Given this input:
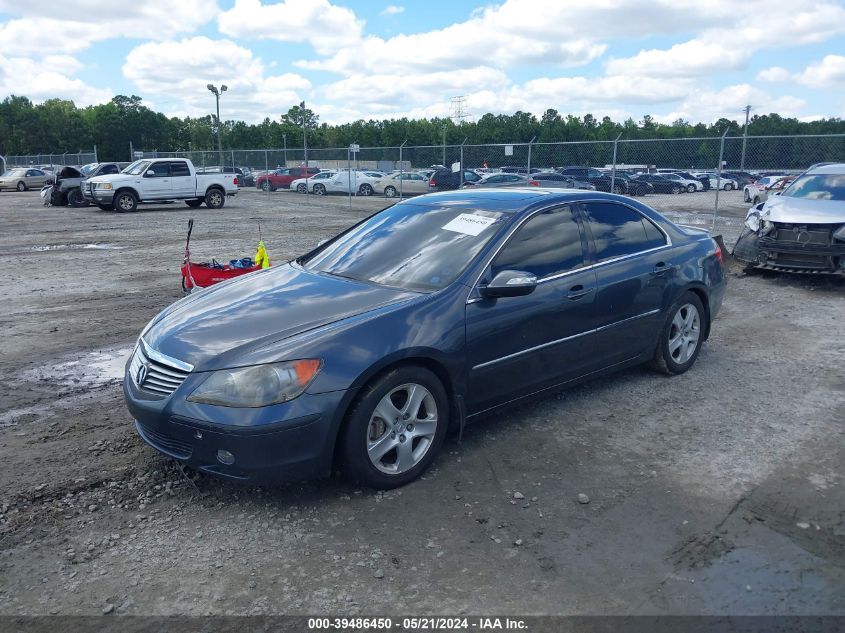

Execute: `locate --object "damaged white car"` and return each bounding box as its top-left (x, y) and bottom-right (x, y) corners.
top-left (733, 163), bottom-right (845, 275)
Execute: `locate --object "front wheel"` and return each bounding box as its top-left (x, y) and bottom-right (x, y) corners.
top-left (358, 183), bottom-right (373, 196)
top-left (261, 181), bottom-right (272, 192)
top-left (671, 185), bottom-right (681, 195)
top-left (340, 366), bottom-right (449, 489)
top-left (205, 189), bottom-right (225, 209)
top-left (743, 190), bottom-right (751, 202)
top-left (16, 181), bottom-right (26, 192)
top-left (67, 188), bottom-right (87, 207)
top-left (686, 184), bottom-right (696, 193)
top-left (296, 183), bottom-right (306, 194)
top-left (114, 191), bottom-right (138, 212)
top-left (384, 186), bottom-right (398, 198)
top-left (185, 199), bottom-right (203, 208)
top-left (313, 184), bottom-right (326, 195)
top-left (651, 292), bottom-right (706, 375)
top-left (723, 183), bottom-right (734, 191)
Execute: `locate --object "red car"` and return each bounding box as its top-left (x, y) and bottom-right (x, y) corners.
top-left (256, 166), bottom-right (320, 191)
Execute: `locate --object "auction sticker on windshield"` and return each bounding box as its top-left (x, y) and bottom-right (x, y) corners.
top-left (442, 213), bottom-right (498, 236)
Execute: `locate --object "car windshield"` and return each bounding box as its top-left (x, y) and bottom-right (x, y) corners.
top-left (3, 169), bottom-right (26, 177)
top-left (80, 164), bottom-right (97, 175)
top-left (781, 174), bottom-right (845, 201)
top-left (301, 203), bottom-right (512, 292)
top-left (123, 160), bottom-right (150, 175)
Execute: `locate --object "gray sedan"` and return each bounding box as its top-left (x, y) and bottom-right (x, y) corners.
top-left (0, 168), bottom-right (53, 191)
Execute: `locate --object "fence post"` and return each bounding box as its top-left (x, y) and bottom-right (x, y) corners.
top-left (527, 136), bottom-right (536, 175)
top-left (610, 133), bottom-right (622, 194)
top-left (460, 138), bottom-right (467, 187)
top-left (231, 150), bottom-right (235, 167)
top-left (712, 128), bottom-right (729, 234)
top-left (399, 140), bottom-right (406, 199)
top-left (347, 145), bottom-right (353, 210)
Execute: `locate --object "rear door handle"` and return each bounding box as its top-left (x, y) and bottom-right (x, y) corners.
top-left (567, 284), bottom-right (594, 300)
top-left (652, 262), bottom-right (671, 275)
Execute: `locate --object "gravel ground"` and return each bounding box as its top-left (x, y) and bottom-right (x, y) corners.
top-left (0, 188), bottom-right (843, 616)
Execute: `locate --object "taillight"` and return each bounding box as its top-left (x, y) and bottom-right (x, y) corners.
top-left (429, 179), bottom-right (436, 187)
top-left (233, 177), bottom-right (239, 186)
top-left (713, 240), bottom-right (724, 265)
top-left (529, 180), bottom-right (539, 186)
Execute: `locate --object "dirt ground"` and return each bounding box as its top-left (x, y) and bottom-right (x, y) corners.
top-left (0, 187), bottom-right (843, 616)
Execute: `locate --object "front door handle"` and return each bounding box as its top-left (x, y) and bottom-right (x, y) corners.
top-left (567, 284), bottom-right (594, 300)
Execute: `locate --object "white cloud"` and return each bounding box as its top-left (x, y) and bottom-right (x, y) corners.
top-left (758, 55), bottom-right (845, 88)
top-left (217, 0), bottom-right (364, 55)
top-left (0, 0), bottom-right (219, 55)
top-left (123, 37), bottom-right (311, 122)
top-left (655, 85), bottom-right (807, 124)
top-left (0, 54), bottom-right (112, 107)
top-left (757, 66), bottom-right (792, 83)
top-left (380, 5), bottom-right (404, 16)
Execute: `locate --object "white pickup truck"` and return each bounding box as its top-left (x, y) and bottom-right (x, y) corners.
top-left (84, 158), bottom-right (239, 212)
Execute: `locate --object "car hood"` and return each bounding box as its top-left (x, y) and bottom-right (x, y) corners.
top-left (143, 263), bottom-right (418, 370)
top-left (759, 195), bottom-right (845, 224)
top-left (89, 173), bottom-right (138, 185)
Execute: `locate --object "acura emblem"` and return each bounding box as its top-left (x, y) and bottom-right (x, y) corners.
top-left (136, 363), bottom-right (148, 385)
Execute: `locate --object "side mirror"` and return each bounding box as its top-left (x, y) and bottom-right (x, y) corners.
top-left (480, 270), bottom-right (538, 299)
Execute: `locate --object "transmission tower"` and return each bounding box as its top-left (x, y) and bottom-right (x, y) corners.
top-left (450, 96), bottom-right (469, 124)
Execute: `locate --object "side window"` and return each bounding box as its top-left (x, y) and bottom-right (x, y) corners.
top-left (584, 202), bottom-right (666, 261)
top-left (170, 161), bottom-right (191, 177)
top-left (491, 206), bottom-right (585, 279)
top-left (145, 163), bottom-right (170, 178)
top-left (101, 165), bottom-right (118, 175)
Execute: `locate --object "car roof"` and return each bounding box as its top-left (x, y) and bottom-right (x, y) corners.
top-left (807, 162), bottom-right (845, 175)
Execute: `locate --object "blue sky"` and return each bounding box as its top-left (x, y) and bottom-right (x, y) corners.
top-left (1, 0), bottom-right (843, 126)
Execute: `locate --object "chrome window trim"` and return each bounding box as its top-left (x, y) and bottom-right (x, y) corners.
top-left (140, 338), bottom-right (194, 373)
top-left (471, 308), bottom-right (662, 371)
top-left (465, 198), bottom-right (673, 304)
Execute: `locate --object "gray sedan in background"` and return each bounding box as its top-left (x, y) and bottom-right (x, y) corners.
top-left (0, 168), bottom-right (53, 191)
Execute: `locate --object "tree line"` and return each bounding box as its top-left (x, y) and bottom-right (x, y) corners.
top-left (1, 94), bottom-right (843, 168)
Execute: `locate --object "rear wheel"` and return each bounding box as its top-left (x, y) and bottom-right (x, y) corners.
top-left (296, 183), bottom-right (306, 193)
top-left (185, 199), bottom-right (203, 208)
top-left (313, 184), bottom-right (326, 195)
top-left (671, 185), bottom-right (681, 195)
top-left (384, 186), bottom-right (397, 198)
top-left (358, 183), bottom-right (373, 196)
top-left (651, 292), bottom-right (705, 375)
top-left (686, 184), bottom-right (696, 193)
top-left (67, 188), bottom-right (87, 207)
top-left (723, 182), bottom-right (734, 191)
top-left (205, 188), bottom-right (225, 209)
top-left (261, 181), bottom-right (272, 192)
top-left (16, 181), bottom-right (26, 192)
top-left (114, 190), bottom-right (138, 212)
top-left (743, 190), bottom-right (751, 202)
top-left (340, 366), bottom-right (449, 489)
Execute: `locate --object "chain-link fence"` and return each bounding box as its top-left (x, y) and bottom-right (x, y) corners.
top-left (3, 149), bottom-right (98, 168)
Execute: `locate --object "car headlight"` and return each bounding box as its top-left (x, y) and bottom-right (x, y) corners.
top-left (745, 210), bottom-right (761, 232)
top-left (187, 359), bottom-right (322, 408)
top-left (94, 182), bottom-right (113, 190)
top-left (833, 225), bottom-right (845, 242)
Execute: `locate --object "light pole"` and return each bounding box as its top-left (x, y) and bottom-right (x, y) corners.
top-left (301, 101), bottom-right (309, 194)
top-left (283, 133), bottom-right (287, 167)
top-left (740, 104), bottom-right (752, 172)
top-left (207, 83), bottom-right (228, 165)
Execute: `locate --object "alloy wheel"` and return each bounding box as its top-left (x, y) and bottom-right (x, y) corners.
top-left (668, 303), bottom-right (701, 364)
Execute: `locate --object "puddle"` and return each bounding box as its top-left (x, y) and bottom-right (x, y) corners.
top-left (22, 345), bottom-right (132, 388)
top-left (30, 243), bottom-right (124, 252)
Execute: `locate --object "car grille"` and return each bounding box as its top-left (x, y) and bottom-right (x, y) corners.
top-left (136, 421), bottom-right (193, 459)
top-left (129, 340), bottom-right (193, 397)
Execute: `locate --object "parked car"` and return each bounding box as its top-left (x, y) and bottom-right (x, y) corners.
top-left (290, 170), bottom-right (337, 193)
top-left (428, 168), bottom-right (482, 191)
top-left (597, 171), bottom-right (652, 196)
top-left (463, 173), bottom-right (540, 188)
top-left (256, 166), bottom-right (320, 191)
top-left (239, 167), bottom-right (255, 187)
top-left (557, 167), bottom-right (627, 194)
top-left (743, 175), bottom-right (793, 203)
top-left (733, 163), bottom-right (845, 274)
top-left (632, 173), bottom-right (684, 194)
top-left (84, 158), bottom-right (238, 211)
top-left (721, 171), bottom-right (756, 187)
top-left (693, 172), bottom-right (738, 191)
top-left (52, 162), bottom-right (131, 207)
top-left (531, 172), bottom-right (596, 190)
top-left (661, 172), bottom-right (702, 193)
top-left (0, 167), bottom-right (53, 191)
top-left (373, 172), bottom-right (430, 197)
top-left (125, 189), bottom-right (726, 488)
top-left (307, 170), bottom-right (387, 196)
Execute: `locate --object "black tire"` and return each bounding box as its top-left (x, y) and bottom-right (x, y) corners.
top-left (185, 199), bottom-right (203, 208)
top-left (358, 183), bottom-right (373, 196)
top-left (205, 188), bottom-right (225, 209)
top-left (686, 183), bottom-right (696, 193)
top-left (339, 366), bottom-right (449, 490)
top-left (313, 184), bottom-right (326, 196)
top-left (114, 190), bottom-right (138, 212)
top-left (384, 186), bottom-right (397, 198)
top-left (97, 203), bottom-right (113, 211)
top-left (671, 185), bottom-right (681, 195)
top-left (723, 183), bottom-right (733, 191)
top-left (16, 181), bottom-right (26, 192)
top-left (753, 196), bottom-right (761, 205)
top-left (650, 291), bottom-right (706, 376)
top-left (612, 184), bottom-right (624, 194)
top-left (261, 181), bottom-right (272, 192)
top-left (296, 183), bottom-right (306, 193)
top-left (66, 188), bottom-right (86, 207)
top-left (743, 191), bottom-right (751, 202)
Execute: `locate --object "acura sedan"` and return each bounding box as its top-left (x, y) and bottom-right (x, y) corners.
top-left (125, 190), bottom-right (726, 489)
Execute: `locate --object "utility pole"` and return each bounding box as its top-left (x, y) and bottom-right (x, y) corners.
top-left (301, 101), bottom-right (309, 194)
top-left (740, 104), bottom-right (752, 172)
top-left (442, 125), bottom-right (447, 166)
top-left (283, 133), bottom-right (287, 167)
top-left (207, 83), bottom-right (228, 165)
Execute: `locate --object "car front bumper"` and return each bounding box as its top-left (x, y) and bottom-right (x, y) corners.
top-left (124, 368), bottom-right (349, 483)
